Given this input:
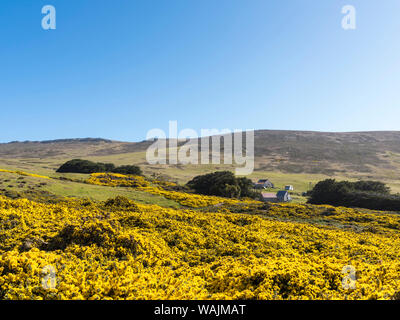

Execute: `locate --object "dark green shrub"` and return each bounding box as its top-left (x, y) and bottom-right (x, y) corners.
top-left (56, 159), bottom-right (142, 176)
top-left (186, 171), bottom-right (257, 199)
top-left (308, 179), bottom-right (400, 211)
top-left (56, 159), bottom-right (114, 174)
top-left (112, 165), bottom-right (142, 175)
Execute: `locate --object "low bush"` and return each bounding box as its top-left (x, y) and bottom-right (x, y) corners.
top-left (308, 179), bottom-right (400, 211)
top-left (186, 171), bottom-right (258, 199)
top-left (56, 159), bottom-right (142, 175)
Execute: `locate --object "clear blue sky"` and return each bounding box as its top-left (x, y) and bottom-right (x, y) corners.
top-left (1, 0), bottom-right (400, 142)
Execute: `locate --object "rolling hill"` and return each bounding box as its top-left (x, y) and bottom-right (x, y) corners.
top-left (1, 130), bottom-right (400, 193)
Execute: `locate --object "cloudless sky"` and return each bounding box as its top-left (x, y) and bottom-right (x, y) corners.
top-left (1, 0), bottom-right (400, 142)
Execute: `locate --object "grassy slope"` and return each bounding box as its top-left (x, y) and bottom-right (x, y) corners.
top-left (0, 172), bottom-right (180, 208)
top-left (2, 156), bottom-right (400, 204)
top-left (2, 130), bottom-right (400, 201)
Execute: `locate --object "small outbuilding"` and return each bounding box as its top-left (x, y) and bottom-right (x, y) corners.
top-left (284, 185), bottom-right (294, 191)
top-left (254, 179), bottom-right (274, 189)
top-left (261, 191), bottom-right (292, 203)
top-left (277, 190), bottom-right (292, 202)
top-left (260, 192), bottom-right (278, 202)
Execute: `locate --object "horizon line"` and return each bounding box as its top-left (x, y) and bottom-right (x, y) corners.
top-left (2, 129), bottom-right (400, 144)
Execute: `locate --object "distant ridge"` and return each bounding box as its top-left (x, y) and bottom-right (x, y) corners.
top-left (4, 130), bottom-right (400, 145)
top-left (6, 138), bottom-right (113, 144)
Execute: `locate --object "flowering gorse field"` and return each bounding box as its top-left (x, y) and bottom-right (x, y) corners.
top-left (1, 180), bottom-right (400, 300)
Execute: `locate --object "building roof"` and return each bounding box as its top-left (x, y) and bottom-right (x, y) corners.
top-left (261, 192), bottom-right (277, 198)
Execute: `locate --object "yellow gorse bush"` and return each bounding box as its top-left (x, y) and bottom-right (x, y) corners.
top-left (1, 194), bottom-right (400, 300)
top-left (86, 173), bottom-right (260, 208)
top-left (0, 169), bottom-right (50, 180)
top-left (86, 173), bottom-right (150, 188)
